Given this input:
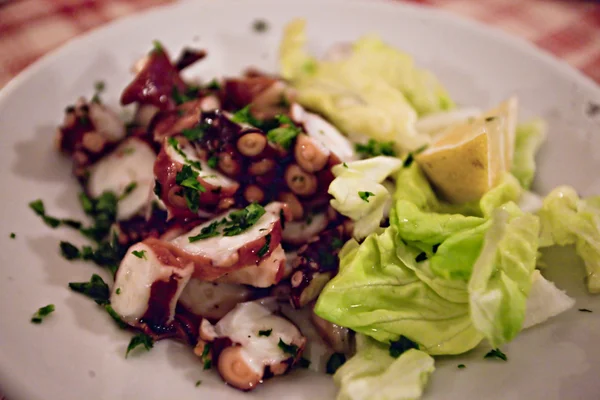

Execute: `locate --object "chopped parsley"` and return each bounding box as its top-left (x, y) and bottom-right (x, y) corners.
top-left (171, 86), bottom-right (197, 105)
top-left (458, 364), bottom-right (466, 369)
top-left (195, 380), bottom-right (202, 387)
top-left (403, 145), bottom-right (428, 168)
top-left (223, 203), bottom-right (266, 236)
top-left (116, 288), bottom-right (121, 295)
top-left (91, 80), bottom-right (106, 103)
top-left (68, 274), bottom-right (110, 305)
top-left (326, 353), bottom-right (346, 374)
top-left (119, 182), bottom-right (138, 200)
top-left (132, 250), bottom-right (147, 260)
top-left (266, 115), bottom-right (302, 150)
top-left (201, 342), bottom-right (212, 370)
top-left (207, 155), bottom-right (218, 169)
top-left (175, 164), bottom-right (206, 213)
top-left (182, 125), bottom-right (206, 141)
top-left (60, 241), bottom-right (81, 260)
top-left (105, 305), bottom-right (127, 329)
top-left (579, 308), bottom-right (593, 313)
top-left (31, 304), bottom-right (55, 324)
top-left (258, 329), bottom-right (273, 337)
top-left (355, 139), bottom-right (396, 158)
top-left (152, 40), bottom-right (164, 54)
top-left (29, 199), bottom-right (69, 229)
top-left (125, 333), bottom-right (154, 358)
top-left (389, 336), bottom-right (419, 358)
top-left (188, 221), bottom-right (221, 242)
top-left (252, 19), bottom-right (269, 33)
top-left (9, 233), bottom-right (15, 239)
top-left (257, 234), bottom-right (271, 257)
top-left (231, 105), bottom-right (260, 126)
top-left (415, 252), bottom-right (427, 262)
top-left (358, 191), bottom-right (375, 202)
top-left (297, 357), bottom-right (311, 369)
top-left (278, 338), bottom-right (299, 357)
top-left (205, 79), bottom-right (221, 91)
top-left (331, 237), bottom-right (344, 250)
top-left (342, 162), bottom-right (348, 168)
top-left (484, 348), bottom-right (507, 361)
top-left (485, 116), bottom-right (497, 122)
top-left (167, 137), bottom-right (202, 170)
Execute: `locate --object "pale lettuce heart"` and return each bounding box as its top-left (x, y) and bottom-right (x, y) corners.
top-left (538, 186), bottom-right (600, 293)
top-left (511, 119), bottom-right (547, 190)
top-left (329, 156), bottom-right (403, 239)
top-left (334, 335), bottom-right (435, 400)
top-left (468, 207), bottom-right (540, 348)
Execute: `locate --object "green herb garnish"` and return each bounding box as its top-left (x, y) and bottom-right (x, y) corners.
top-left (355, 139), bottom-right (396, 158)
top-left (132, 250), bottom-right (147, 260)
top-left (167, 137), bottom-right (203, 170)
top-left (389, 336), bottom-right (419, 358)
top-left (105, 305), bottom-right (127, 329)
top-left (579, 308), bottom-right (593, 313)
top-left (125, 333), bottom-right (154, 358)
top-left (278, 338), bottom-right (299, 357)
top-left (207, 155), bottom-right (218, 169)
top-left (116, 288), bottom-right (121, 295)
top-left (331, 237), bottom-right (344, 250)
top-left (415, 252), bottom-right (427, 262)
top-left (266, 114), bottom-right (302, 150)
top-left (484, 348), bottom-right (507, 361)
top-left (257, 234), bottom-right (271, 257)
top-left (205, 79), bottom-right (221, 91)
top-left (31, 304), bottom-right (55, 324)
top-left (60, 241), bottom-right (81, 260)
top-left (326, 353), bottom-right (346, 374)
top-left (252, 19), bottom-right (269, 33)
top-left (201, 342), bottom-right (212, 370)
top-left (69, 274), bottom-right (110, 305)
top-left (258, 329), bottom-right (273, 337)
top-left (119, 182), bottom-right (138, 200)
top-left (195, 380), bottom-right (202, 387)
top-left (222, 203), bottom-right (266, 236)
top-left (182, 125), bottom-right (206, 141)
top-left (91, 81), bottom-right (106, 103)
top-left (458, 364), bottom-right (466, 369)
top-left (188, 221), bottom-right (221, 242)
top-left (9, 233), bottom-right (15, 239)
top-left (358, 191), bottom-right (375, 203)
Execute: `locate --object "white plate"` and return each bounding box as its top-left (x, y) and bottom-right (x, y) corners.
top-left (1, 1), bottom-right (599, 399)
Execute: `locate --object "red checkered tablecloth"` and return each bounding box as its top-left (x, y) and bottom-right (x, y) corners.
top-left (0, 0), bottom-right (599, 89)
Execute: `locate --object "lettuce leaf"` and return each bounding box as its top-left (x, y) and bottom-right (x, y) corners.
top-left (279, 19), bottom-right (454, 151)
top-left (511, 119), bottom-right (547, 189)
top-left (522, 270), bottom-right (575, 329)
top-left (329, 157), bottom-right (403, 239)
top-left (314, 227), bottom-right (483, 355)
top-left (468, 207), bottom-right (540, 347)
top-left (334, 336), bottom-right (435, 400)
top-left (538, 186), bottom-right (600, 293)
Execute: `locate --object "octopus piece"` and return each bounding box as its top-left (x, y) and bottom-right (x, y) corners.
top-left (294, 134), bottom-right (330, 173)
top-left (178, 280), bottom-right (256, 320)
top-left (87, 137), bottom-right (157, 220)
top-left (310, 309), bottom-right (354, 355)
top-left (150, 96), bottom-right (222, 143)
top-left (56, 98), bottom-right (127, 175)
top-left (142, 202), bottom-right (290, 285)
top-left (133, 104), bottom-right (161, 130)
top-left (282, 212), bottom-right (329, 245)
top-left (174, 48), bottom-right (208, 71)
top-left (120, 44), bottom-right (186, 110)
top-left (216, 245), bottom-right (286, 288)
top-left (290, 103), bottom-right (356, 163)
top-left (154, 137), bottom-right (239, 219)
top-left (199, 301), bottom-right (307, 391)
top-left (289, 224), bottom-right (350, 308)
top-left (110, 242), bottom-right (194, 327)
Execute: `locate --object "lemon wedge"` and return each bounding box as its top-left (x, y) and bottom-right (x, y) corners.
top-left (416, 97), bottom-right (518, 203)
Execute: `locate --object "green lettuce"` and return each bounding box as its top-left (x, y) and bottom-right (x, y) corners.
top-left (511, 119), bottom-right (547, 189)
top-left (334, 336), bottom-right (435, 400)
top-left (523, 270), bottom-right (575, 329)
top-left (314, 226), bottom-right (483, 355)
top-left (279, 19), bottom-right (454, 151)
top-left (468, 207), bottom-right (540, 347)
top-left (538, 186), bottom-right (600, 293)
top-left (329, 157), bottom-right (403, 239)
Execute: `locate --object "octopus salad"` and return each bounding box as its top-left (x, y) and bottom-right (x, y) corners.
top-left (30, 19), bottom-right (600, 400)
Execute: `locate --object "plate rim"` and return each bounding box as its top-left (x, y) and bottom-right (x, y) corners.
top-left (1, 1), bottom-right (599, 399)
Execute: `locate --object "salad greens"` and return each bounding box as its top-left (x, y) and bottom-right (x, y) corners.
top-left (511, 119), bottom-right (547, 189)
top-left (333, 336), bottom-right (435, 400)
top-left (280, 19), bottom-right (454, 152)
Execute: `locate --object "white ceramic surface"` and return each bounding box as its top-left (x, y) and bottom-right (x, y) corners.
top-left (1, 1), bottom-right (599, 399)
